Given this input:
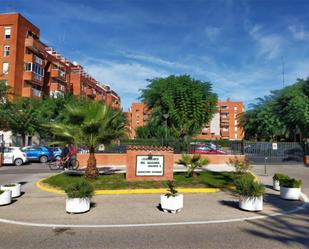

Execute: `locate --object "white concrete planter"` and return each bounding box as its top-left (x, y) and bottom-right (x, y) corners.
top-left (273, 179), bottom-right (280, 191)
top-left (160, 194), bottom-right (183, 213)
top-left (0, 190), bottom-right (12, 205)
top-left (239, 196), bottom-right (263, 211)
top-left (1, 183), bottom-right (21, 198)
top-left (280, 187), bottom-right (301, 200)
top-left (66, 197), bottom-right (91, 213)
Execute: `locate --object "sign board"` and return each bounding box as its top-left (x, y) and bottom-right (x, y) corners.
top-left (272, 143), bottom-right (278, 150)
top-left (136, 155), bottom-right (164, 176)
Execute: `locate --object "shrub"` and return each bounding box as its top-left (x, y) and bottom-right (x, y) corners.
top-left (3, 184), bottom-right (16, 187)
top-left (65, 180), bottom-right (94, 199)
top-left (177, 154), bottom-right (209, 177)
top-left (280, 178), bottom-right (302, 188)
top-left (273, 173), bottom-right (290, 182)
top-left (235, 174), bottom-right (265, 197)
top-left (0, 190), bottom-right (4, 195)
top-left (228, 156), bottom-right (252, 174)
top-left (165, 181), bottom-right (178, 198)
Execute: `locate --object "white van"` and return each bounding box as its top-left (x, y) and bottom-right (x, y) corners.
top-left (2, 147), bottom-right (28, 166)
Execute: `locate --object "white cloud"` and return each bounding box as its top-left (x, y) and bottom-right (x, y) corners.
top-left (249, 25), bottom-right (282, 60)
top-left (288, 25), bottom-right (309, 41)
top-left (204, 26), bottom-right (221, 41)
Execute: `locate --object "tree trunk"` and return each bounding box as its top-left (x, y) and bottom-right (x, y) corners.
top-left (85, 146), bottom-right (99, 179)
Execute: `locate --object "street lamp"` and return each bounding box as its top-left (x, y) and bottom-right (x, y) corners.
top-left (163, 114), bottom-right (169, 144)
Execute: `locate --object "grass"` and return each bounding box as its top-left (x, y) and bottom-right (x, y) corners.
top-left (43, 171), bottom-right (235, 190)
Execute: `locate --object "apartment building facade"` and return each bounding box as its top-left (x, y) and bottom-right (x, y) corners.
top-left (0, 13), bottom-right (120, 108)
top-left (126, 98), bottom-right (244, 140)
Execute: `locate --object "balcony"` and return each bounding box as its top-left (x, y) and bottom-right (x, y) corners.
top-left (50, 82), bottom-right (66, 92)
top-left (220, 109), bottom-right (229, 114)
top-left (86, 88), bottom-right (96, 98)
top-left (25, 37), bottom-right (46, 55)
top-left (221, 130), bottom-right (230, 137)
top-left (23, 71), bottom-right (43, 85)
top-left (51, 69), bottom-right (66, 80)
top-left (22, 87), bottom-right (42, 99)
top-left (95, 94), bottom-right (105, 102)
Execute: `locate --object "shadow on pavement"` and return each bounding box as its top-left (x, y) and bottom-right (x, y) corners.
top-left (243, 208), bottom-right (309, 248)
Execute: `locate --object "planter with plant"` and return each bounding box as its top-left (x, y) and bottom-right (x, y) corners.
top-left (0, 190), bottom-right (12, 205)
top-left (272, 173), bottom-right (289, 191)
top-left (235, 174), bottom-right (265, 211)
top-left (160, 181), bottom-right (183, 213)
top-left (280, 178), bottom-right (302, 200)
top-left (0, 183), bottom-right (21, 198)
top-left (65, 180), bottom-right (94, 213)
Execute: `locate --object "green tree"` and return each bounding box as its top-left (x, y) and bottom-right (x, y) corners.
top-left (0, 98), bottom-right (42, 146)
top-left (240, 90), bottom-right (288, 141)
top-left (48, 100), bottom-right (126, 178)
top-left (274, 79), bottom-right (309, 140)
top-left (140, 75), bottom-right (217, 140)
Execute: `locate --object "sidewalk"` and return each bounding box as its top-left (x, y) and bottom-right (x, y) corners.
top-left (0, 170), bottom-right (306, 227)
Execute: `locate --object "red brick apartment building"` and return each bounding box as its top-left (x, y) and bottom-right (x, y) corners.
top-left (126, 98), bottom-right (244, 140)
top-left (0, 13), bottom-right (120, 108)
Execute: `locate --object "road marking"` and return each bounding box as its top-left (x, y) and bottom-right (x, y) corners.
top-left (0, 198), bottom-right (307, 229)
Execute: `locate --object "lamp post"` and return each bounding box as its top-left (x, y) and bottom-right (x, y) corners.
top-left (163, 114), bottom-right (169, 145)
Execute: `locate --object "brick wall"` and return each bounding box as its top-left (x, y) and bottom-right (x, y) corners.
top-left (77, 153), bottom-right (245, 168)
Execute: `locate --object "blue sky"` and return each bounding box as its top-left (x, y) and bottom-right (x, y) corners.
top-left (2, 0), bottom-right (309, 110)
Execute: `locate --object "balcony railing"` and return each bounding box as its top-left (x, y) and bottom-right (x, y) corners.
top-left (86, 88), bottom-right (96, 97)
top-left (23, 71), bottom-right (43, 85)
top-left (25, 37), bottom-right (46, 54)
top-left (22, 87), bottom-right (42, 98)
top-left (51, 69), bottom-right (66, 80)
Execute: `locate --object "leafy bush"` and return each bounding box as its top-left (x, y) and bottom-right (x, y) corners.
top-left (228, 156), bottom-right (252, 173)
top-left (178, 154), bottom-right (209, 177)
top-left (3, 184), bottom-right (16, 187)
top-left (235, 174), bottom-right (265, 197)
top-left (165, 180), bottom-right (178, 198)
top-left (273, 173), bottom-right (290, 182)
top-left (65, 180), bottom-right (94, 199)
top-left (280, 178), bottom-right (302, 188)
top-left (0, 190), bottom-right (4, 195)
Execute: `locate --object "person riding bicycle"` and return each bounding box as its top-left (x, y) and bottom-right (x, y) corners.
top-left (67, 144), bottom-right (78, 167)
top-left (61, 144), bottom-right (71, 168)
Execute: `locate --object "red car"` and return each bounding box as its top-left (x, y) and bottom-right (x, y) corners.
top-left (190, 145), bottom-right (226, 154)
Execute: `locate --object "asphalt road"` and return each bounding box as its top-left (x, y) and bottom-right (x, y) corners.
top-left (0, 163), bottom-right (308, 249)
top-left (0, 208), bottom-right (308, 249)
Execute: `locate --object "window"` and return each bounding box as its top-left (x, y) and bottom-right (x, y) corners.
top-left (235, 134), bottom-right (238, 139)
top-left (2, 62), bottom-right (9, 74)
top-left (234, 107), bottom-right (238, 111)
top-left (234, 120), bottom-right (237, 125)
top-left (234, 127), bottom-right (238, 132)
top-left (3, 45), bottom-right (10, 57)
top-left (222, 127), bottom-right (229, 132)
top-left (34, 55), bottom-right (43, 65)
top-left (4, 27), bottom-right (11, 39)
top-left (24, 62), bottom-right (44, 80)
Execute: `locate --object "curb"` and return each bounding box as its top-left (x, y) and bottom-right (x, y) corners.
top-left (36, 177), bottom-right (220, 195)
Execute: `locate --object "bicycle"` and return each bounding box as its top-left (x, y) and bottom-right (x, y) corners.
top-left (49, 156), bottom-right (79, 170)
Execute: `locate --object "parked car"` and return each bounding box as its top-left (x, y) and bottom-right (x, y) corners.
top-left (22, 146), bottom-right (53, 163)
top-left (190, 143), bottom-right (226, 155)
top-left (2, 147), bottom-right (28, 166)
top-left (48, 147), bottom-right (62, 160)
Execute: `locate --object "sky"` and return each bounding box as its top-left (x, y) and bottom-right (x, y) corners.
top-left (2, 0), bottom-right (309, 110)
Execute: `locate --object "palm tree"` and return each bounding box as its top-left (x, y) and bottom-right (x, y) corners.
top-left (177, 154), bottom-right (209, 177)
top-left (49, 100), bottom-right (126, 178)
